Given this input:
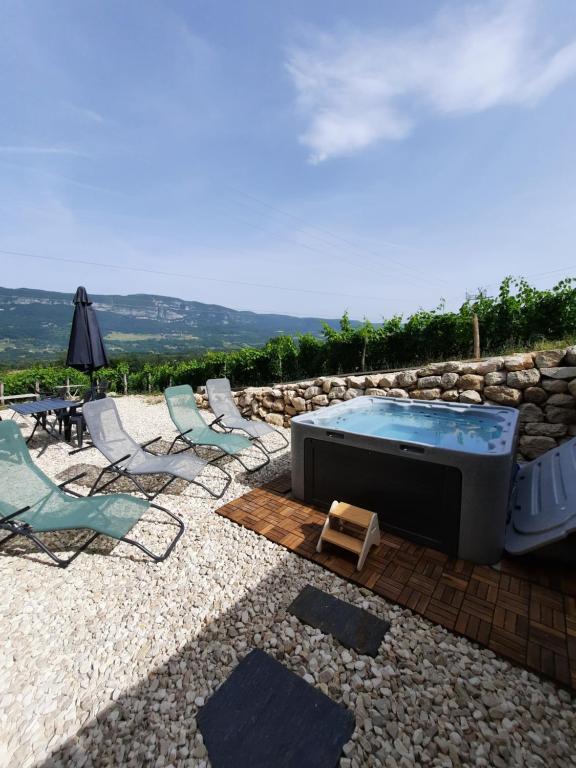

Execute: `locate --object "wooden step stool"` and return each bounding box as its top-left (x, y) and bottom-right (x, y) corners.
top-left (317, 501), bottom-right (380, 571)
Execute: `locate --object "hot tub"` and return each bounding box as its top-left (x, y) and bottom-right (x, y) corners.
top-left (291, 397), bottom-right (519, 564)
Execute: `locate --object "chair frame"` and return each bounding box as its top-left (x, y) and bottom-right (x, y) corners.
top-left (216, 421), bottom-right (289, 455)
top-left (167, 421), bottom-right (270, 473)
top-left (206, 379), bottom-right (289, 455)
top-left (0, 474), bottom-right (184, 568)
top-left (71, 436), bottom-right (233, 501)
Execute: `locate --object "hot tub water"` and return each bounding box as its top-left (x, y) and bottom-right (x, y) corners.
top-left (307, 399), bottom-right (508, 453)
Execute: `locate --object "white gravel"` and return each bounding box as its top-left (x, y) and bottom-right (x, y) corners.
top-left (1, 395), bottom-right (575, 768)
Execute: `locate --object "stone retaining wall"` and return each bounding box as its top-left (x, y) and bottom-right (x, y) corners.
top-left (196, 346), bottom-right (576, 460)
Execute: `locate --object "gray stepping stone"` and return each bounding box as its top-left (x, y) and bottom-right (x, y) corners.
top-left (288, 584), bottom-right (390, 656)
top-left (197, 648), bottom-right (355, 768)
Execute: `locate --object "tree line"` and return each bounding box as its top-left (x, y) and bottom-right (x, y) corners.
top-left (2, 277), bottom-right (574, 396)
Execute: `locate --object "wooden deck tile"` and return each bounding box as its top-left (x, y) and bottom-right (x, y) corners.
top-left (399, 585), bottom-right (430, 614)
top-left (406, 572), bottom-right (437, 596)
top-left (432, 582), bottom-right (465, 611)
top-left (424, 599), bottom-right (460, 630)
top-left (497, 587), bottom-right (530, 617)
top-left (461, 594), bottom-right (496, 623)
top-left (215, 475), bottom-right (576, 690)
top-left (488, 626), bottom-right (527, 665)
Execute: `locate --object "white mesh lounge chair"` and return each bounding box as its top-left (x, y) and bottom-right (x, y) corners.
top-left (206, 378), bottom-right (288, 454)
top-left (165, 385), bottom-right (269, 472)
top-left (79, 398), bottom-right (231, 499)
top-left (0, 420), bottom-right (184, 567)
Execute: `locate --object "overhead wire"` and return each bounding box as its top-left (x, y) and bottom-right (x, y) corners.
top-left (228, 186), bottom-right (450, 287)
top-left (0, 247), bottom-right (405, 304)
top-left (228, 210), bottom-right (441, 290)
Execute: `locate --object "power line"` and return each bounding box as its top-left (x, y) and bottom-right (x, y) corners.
top-left (0, 247), bottom-right (402, 304)
top-left (229, 210), bottom-right (439, 290)
top-left (478, 266), bottom-right (576, 292)
top-left (230, 190), bottom-right (576, 295)
top-left (228, 186), bottom-right (450, 287)
top-left (229, 214), bottom-right (349, 260)
top-left (230, 186), bottom-right (419, 252)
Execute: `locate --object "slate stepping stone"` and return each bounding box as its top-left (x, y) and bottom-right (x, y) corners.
top-left (197, 648), bottom-right (355, 768)
top-left (288, 584), bottom-right (390, 657)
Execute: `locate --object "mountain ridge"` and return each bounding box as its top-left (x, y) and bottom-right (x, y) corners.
top-left (0, 286), bottom-right (356, 365)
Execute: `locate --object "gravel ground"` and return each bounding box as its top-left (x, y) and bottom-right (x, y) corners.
top-left (1, 395), bottom-right (575, 768)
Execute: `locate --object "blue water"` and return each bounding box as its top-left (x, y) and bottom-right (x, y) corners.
top-left (312, 399), bottom-right (509, 453)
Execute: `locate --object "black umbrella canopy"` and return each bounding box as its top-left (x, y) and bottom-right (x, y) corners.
top-left (66, 286), bottom-right (109, 380)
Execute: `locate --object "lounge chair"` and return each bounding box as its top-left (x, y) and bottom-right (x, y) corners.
top-left (165, 385), bottom-right (269, 472)
top-left (0, 420), bottom-right (184, 567)
top-left (80, 398), bottom-right (231, 499)
top-left (206, 378), bottom-right (289, 454)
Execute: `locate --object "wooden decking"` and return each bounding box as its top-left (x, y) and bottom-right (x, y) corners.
top-left (217, 474), bottom-right (576, 690)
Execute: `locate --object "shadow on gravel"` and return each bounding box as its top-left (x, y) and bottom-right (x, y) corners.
top-left (1, 448), bottom-right (289, 569)
top-left (57, 444), bottom-right (290, 503)
top-left (33, 548), bottom-right (357, 767)
top-left (0, 509), bottom-right (184, 567)
top-left (53, 442), bottom-right (290, 497)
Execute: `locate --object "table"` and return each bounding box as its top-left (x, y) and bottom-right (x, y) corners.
top-left (11, 398), bottom-right (81, 444)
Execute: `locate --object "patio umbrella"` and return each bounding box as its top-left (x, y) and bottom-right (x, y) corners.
top-left (65, 286), bottom-right (109, 387)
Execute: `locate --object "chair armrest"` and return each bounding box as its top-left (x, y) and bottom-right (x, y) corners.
top-left (58, 472), bottom-right (87, 488)
top-left (1, 505), bottom-right (31, 524)
top-left (103, 453), bottom-right (132, 469)
top-left (209, 414), bottom-right (225, 429)
top-left (69, 444), bottom-right (94, 456)
top-left (141, 436), bottom-right (162, 450)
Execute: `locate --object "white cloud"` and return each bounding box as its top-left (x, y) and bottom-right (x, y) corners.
top-left (66, 104), bottom-right (105, 124)
top-left (286, 0), bottom-right (576, 162)
top-left (0, 145), bottom-right (85, 156)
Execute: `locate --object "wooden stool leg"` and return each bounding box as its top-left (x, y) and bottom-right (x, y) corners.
top-left (357, 515), bottom-right (380, 571)
top-left (317, 501), bottom-right (339, 553)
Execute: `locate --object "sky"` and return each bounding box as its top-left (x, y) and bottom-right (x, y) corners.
top-left (1, 0), bottom-right (576, 322)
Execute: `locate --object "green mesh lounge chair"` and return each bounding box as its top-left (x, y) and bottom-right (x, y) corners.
top-left (165, 385), bottom-right (269, 472)
top-left (80, 398), bottom-right (232, 500)
top-left (206, 378), bottom-right (289, 454)
top-left (0, 420), bottom-right (184, 567)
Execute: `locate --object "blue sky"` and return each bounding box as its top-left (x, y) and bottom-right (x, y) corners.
top-left (1, 0), bottom-right (575, 321)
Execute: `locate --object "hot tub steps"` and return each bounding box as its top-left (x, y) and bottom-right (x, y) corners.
top-left (317, 501), bottom-right (380, 570)
top-left (320, 528), bottom-right (363, 555)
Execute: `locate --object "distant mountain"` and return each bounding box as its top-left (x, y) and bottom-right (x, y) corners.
top-left (0, 287), bottom-right (355, 365)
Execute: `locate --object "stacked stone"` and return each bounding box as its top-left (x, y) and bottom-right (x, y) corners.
top-left (194, 346), bottom-right (576, 460)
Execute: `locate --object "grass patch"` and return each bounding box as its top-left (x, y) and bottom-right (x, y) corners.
top-left (498, 337), bottom-right (576, 357)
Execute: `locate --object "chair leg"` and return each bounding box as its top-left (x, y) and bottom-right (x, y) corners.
top-left (0, 510), bottom-right (184, 568)
top-left (269, 428), bottom-right (289, 452)
top-left (122, 504), bottom-right (184, 562)
top-left (89, 467), bottom-right (121, 496)
top-left (169, 436), bottom-right (268, 473)
top-left (254, 428), bottom-right (289, 455)
top-left (137, 475), bottom-right (178, 501)
top-left (0, 531), bottom-right (19, 548)
top-left (167, 435), bottom-right (188, 454)
top-left (235, 442), bottom-right (269, 473)
top-left (0, 529), bottom-right (100, 568)
top-left (193, 465), bottom-right (232, 499)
